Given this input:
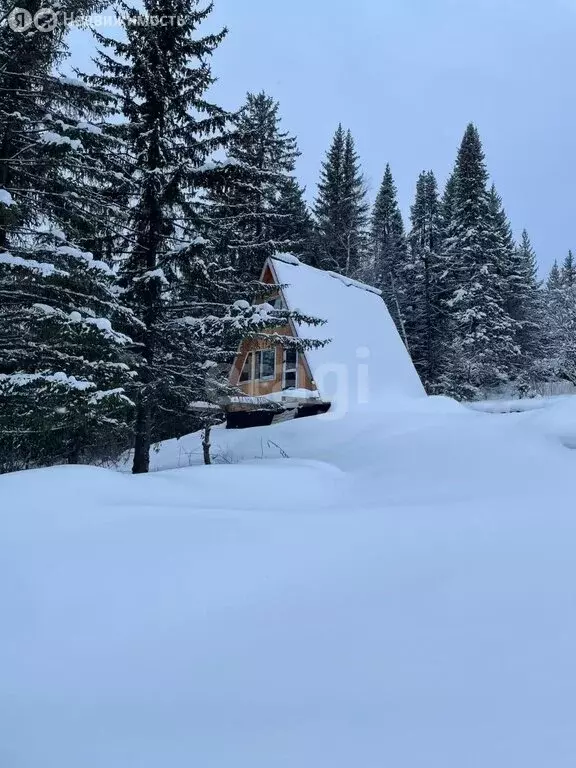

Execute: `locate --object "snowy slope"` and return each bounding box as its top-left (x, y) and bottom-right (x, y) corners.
top-left (132, 396), bottom-right (465, 473)
top-left (2, 397), bottom-right (576, 767)
top-left (271, 254), bottom-right (425, 406)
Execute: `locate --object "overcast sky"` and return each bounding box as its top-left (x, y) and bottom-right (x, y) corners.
top-left (68, 0), bottom-right (576, 274)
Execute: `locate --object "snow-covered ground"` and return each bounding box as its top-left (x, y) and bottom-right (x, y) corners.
top-left (2, 395), bottom-right (576, 767)
top-left (467, 393), bottom-right (573, 414)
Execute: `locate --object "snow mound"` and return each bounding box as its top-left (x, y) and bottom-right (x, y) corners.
top-left (523, 396), bottom-right (576, 449)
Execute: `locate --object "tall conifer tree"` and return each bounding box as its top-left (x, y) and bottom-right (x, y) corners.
top-left (509, 229), bottom-right (543, 377)
top-left (404, 170), bottom-right (443, 388)
top-left (547, 260), bottom-right (562, 290)
top-left (314, 126), bottom-right (368, 276)
top-left (270, 177), bottom-right (314, 263)
top-left (0, 0), bottom-right (125, 252)
top-left (561, 250), bottom-right (576, 286)
top-left (542, 258), bottom-right (576, 385)
top-left (0, 0), bottom-right (141, 472)
top-left (442, 124), bottom-right (517, 398)
top-left (210, 91), bottom-right (300, 283)
top-left (0, 233), bottom-right (138, 472)
top-left (370, 164), bottom-right (407, 334)
top-left (85, 0), bottom-right (238, 473)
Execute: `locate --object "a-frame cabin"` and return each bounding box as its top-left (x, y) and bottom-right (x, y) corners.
top-left (226, 253), bottom-right (424, 428)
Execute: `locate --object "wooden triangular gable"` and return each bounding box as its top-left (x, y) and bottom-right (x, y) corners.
top-left (262, 257), bottom-right (316, 389)
top-left (228, 257), bottom-right (317, 396)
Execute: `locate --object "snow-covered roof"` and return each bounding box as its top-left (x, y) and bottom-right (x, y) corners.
top-left (269, 254), bottom-right (425, 406)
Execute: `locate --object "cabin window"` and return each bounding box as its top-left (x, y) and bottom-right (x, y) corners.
top-left (256, 349), bottom-right (276, 381)
top-left (269, 296), bottom-right (283, 310)
top-left (239, 352), bottom-right (253, 382)
top-left (283, 348), bottom-right (298, 389)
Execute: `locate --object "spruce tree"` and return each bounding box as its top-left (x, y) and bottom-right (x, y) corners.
top-left (547, 260), bottom-right (562, 290)
top-left (405, 170), bottom-right (443, 389)
top-left (542, 260), bottom-right (576, 386)
top-left (85, 0), bottom-right (235, 473)
top-left (313, 125), bottom-right (344, 271)
top-left (341, 129), bottom-right (369, 276)
top-left (0, 0), bottom-right (124, 252)
top-left (442, 124), bottom-right (518, 398)
top-left (370, 164), bottom-right (407, 334)
top-left (561, 250), bottom-right (576, 286)
top-left (0, 0), bottom-right (142, 471)
top-left (432, 170), bottom-right (459, 389)
top-left (509, 230), bottom-right (543, 382)
top-left (210, 91), bottom-right (300, 283)
top-left (270, 177), bottom-right (315, 263)
top-left (439, 171), bottom-right (457, 241)
top-left (314, 126), bottom-right (368, 276)
top-left (0, 232), bottom-right (138, 472)
top-left (486, 185), bottom-right (523, 378)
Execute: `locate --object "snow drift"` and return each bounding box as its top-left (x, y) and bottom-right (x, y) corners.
top-left (1, 397), bottom-right (576, 767)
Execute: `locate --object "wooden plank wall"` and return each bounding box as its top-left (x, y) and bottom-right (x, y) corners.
top-left (229, 330), bottom-right (313, 397)
top-left (228, 260), bottom-right (316, 398)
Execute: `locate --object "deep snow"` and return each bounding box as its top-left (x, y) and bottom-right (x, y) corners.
top-left (2, 396), bottom-right (576, 767)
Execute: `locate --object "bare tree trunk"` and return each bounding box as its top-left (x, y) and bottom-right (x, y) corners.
top-left (202, 426), bottom-right (212, 465)
top-left (0, 124), bottom-right (14, 251)
top-left (67, 443), bottom-right (80, 465)
top-left (132, 394), bottom-right (151, 474)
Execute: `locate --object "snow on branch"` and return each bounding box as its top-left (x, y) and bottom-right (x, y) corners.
top-left (38, 131), bottom-right (83, 151)
top-left (0, 376), bottom-right (133, 409)
top-left (68, 312), bottom-right (133, 345)
top-left (56, 75), bottom-right (100, 91)
top-left (53, 245), bottom-right (115, 276)
top-left (194, 158), bottom-right (242, 173)
top-left (0, 189), bottom-right (15, 207)
top-left (133, 268), bottom-right (169, 286)
top-left (0, 372), bottom-right (95, 392)
top-left (0, 252), bottom-right (68, 278)
top-left (76, 121), bottom-right (103, 136)
top-left (88, 388), bottom-right (135, 407)
top-left (30, 305), bottom-right (133, 345)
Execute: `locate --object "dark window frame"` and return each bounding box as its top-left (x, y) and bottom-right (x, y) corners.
top-left (256, 349), bottom-right (276, 381)
top-left (283, 349), bottom-right (299, 389)
top-left (239, 352), bottom-right (253, 383)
